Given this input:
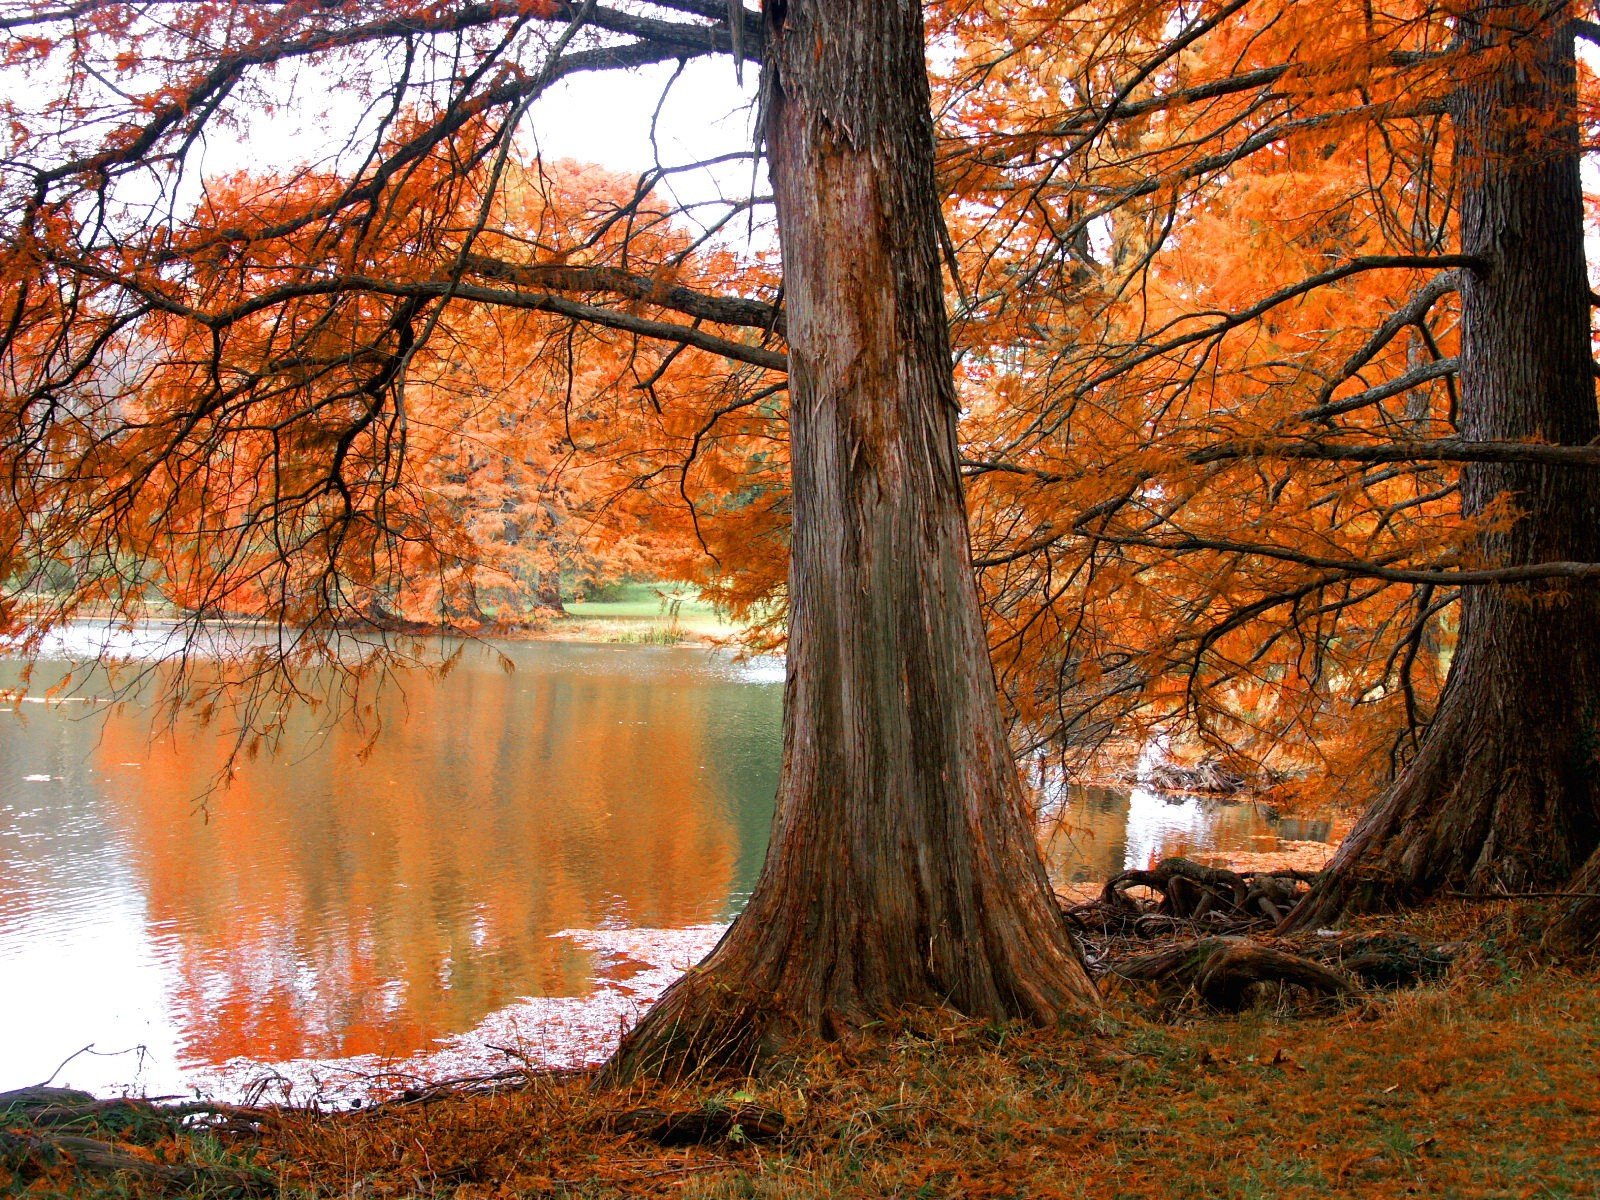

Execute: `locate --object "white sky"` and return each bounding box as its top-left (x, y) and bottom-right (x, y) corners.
top-left (187, 52), bottom-right (766, 249)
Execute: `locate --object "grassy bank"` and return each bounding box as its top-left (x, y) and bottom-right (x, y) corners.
top-left (537, 583), bottom-right (743, 647)
top-left (6, 904), bottom-right (1596, 1199)
top-left (5, 584), bottom-right (748, 649)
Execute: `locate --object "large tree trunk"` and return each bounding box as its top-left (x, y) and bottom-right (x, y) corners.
top-left (1290, 2), bottom-right (1600, 929)
top-left (605, 0), bottom-right (1098, 1081)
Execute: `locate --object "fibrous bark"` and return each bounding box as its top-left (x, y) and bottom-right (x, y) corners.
top-left (1544, 845), bottom-right (1600, 956)
top-left (605, 0), bottom-right (1098, 1081)
top-left (1289, 2), bottom-right (1600, 929)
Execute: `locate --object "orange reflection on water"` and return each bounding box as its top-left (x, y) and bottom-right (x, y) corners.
top-left (86, 645), bottom-right (775, 1068)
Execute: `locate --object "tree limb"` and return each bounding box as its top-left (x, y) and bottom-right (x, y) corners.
top-left (461, 253), bottom-right (785, 335)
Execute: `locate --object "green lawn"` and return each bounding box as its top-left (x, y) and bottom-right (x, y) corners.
top-left (565, 582), bottom-right (720, 620)
top-left (560, 582), bottom-right (741, 641)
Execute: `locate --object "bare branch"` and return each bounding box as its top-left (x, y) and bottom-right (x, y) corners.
top-left (461, 254), bottom-right (784, 335)
top-left (1193, 437), bottom-right (1600, 470)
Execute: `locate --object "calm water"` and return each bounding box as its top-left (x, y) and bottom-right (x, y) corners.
top-left (0, 625), bottom-right (1328, 1102)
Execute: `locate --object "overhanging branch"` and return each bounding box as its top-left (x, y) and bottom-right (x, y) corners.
top-left (461, 253), bottom-right (785, 336)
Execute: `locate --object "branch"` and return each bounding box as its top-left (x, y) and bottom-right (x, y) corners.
top-left (538, 0), bottom-right (761, 62)
top-left (27, 4), bottom-right (743, 197)
top-left (1298, 358), bottom-right (1458, 422)
top-left (1071, 256), bottom-right (1484, 399)
top-left (372, 278), bottom-right (786, 371)
top-left (1079, 530), bottom-right (1600, 586)
top-left (340, 278), bottom-right (787, 371)
top-left (1193, 438), bottom-right (1600, 470)
top-left (54, 247), bottom-right (788, 371)
top-left (461, 254), bottom-right (784, 335)
top-left (1306, 272), bottom-right (1461, 416)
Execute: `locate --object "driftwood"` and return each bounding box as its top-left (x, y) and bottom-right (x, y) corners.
top-left (607, 1103), bottom-right (786, 1146)
top-left (1137, 759), bottom-right (1250, 795)
top-left (0, 1128), bottom-right (272, 1194)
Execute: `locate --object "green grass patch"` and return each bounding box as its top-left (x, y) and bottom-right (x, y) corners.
top-left (559, 581), bottom-right (742, 642)
top-left (566, 581), bottom-right (719, 620)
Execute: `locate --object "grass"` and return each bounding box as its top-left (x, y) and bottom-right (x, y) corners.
top-left (6, 903), bottom-right (1598, 1199)
top-left (553, 583), bottom-right (742, 645)
top-left (564, 582), bottom-right (719, 620)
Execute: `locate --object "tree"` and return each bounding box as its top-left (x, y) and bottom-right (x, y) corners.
top-left (0, 0), bottom-right (1097, 1081)
top-left (923, 0), bottom-right (1600, 924)
top-left (608, 0), bottom-right (1100, 1079)
top-left (1293, 1), bottom-right (1600, 922)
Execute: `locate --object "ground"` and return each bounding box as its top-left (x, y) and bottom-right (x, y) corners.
top-left (5, 902), bottom-right (1596, 1200)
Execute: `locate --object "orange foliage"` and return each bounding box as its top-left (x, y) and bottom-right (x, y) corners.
top-left (1, 0), bottom-right (1595, 792)
top-left (918, 0), bottom-right (1600, 800)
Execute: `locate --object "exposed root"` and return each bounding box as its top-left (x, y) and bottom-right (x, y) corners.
top-left (1543, 845), bottom-right (1600, 957)
top-left (606, 1103), bottom-right (787, 1146)
top-left (1110, 936), bottom-right (1357, 1011)
top-left (1103, 930), bottom-right (1457, 1013)
top-left (1064, 857), bottom-right (1317, 945)
top-left (1060, 858), bottom-right (1459, 1013)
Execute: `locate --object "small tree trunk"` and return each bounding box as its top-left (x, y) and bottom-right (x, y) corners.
top-left (1290, 3), bottom-right (1600, 929)
top-left (605, 0), bottom-right (1097, 1081)
top-left (532, 571), bottom-right (565, 615)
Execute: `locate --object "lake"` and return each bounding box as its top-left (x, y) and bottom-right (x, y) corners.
top-left (0, 625), bottom-right (1330, 1102)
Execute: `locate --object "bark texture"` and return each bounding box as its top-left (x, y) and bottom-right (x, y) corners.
top-left (1290, 2), bottom-right (1600, 929)
top-left (1544, 844), bottom-right (1600, 956)
top-left (606, 0), bottom-right (1098, 1081)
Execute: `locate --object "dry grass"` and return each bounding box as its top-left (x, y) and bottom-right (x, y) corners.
top-left (7, 902), bottom-right (1598, 1200)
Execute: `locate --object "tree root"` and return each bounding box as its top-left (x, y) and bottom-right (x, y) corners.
top-left (1065, 857), bottom-right (1317, 942)
top-left (1543, 845), bottom-right (1600, 957)
top-left (1062, 858), bottom-right (1460, 1012)
top-left (0, 1086), bottom-right (275, 1195)
top-left (1109, 936), bottom-right (1356, 1011)
top-left (1103, 930), bottom-right (1456, 1012)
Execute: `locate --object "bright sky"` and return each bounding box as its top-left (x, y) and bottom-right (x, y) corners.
top-left (188, 50), bottom-right (765, 248)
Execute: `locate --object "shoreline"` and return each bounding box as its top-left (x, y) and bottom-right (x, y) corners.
top-left (6, 896), bottom-right (1591, 1200)
top-left (5, 841), bottom-right (1346, 1110)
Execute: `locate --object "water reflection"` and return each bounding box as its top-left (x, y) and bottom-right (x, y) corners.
top-left (0, 627), bottom-right (1331, 1100)
top-left (1041, 784), bottom-right (1333, 887)
top-left (1, 637), bottom-right (781, 1096)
